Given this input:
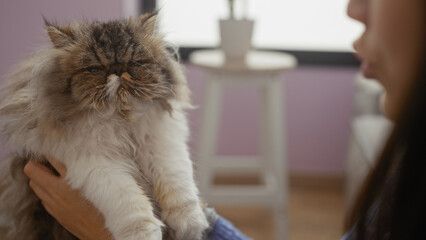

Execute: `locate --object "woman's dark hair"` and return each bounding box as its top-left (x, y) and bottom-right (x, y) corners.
top-left (346, 34), bottom-right (426, 239)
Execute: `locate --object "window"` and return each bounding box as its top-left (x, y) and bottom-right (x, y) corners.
top-left (157, 0), bottom-right (363, 52)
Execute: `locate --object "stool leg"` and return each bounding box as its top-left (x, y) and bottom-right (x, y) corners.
top-left (197, 73), bottom-right (223, 202)
top-left (261, 76), bottom-right (289, 240)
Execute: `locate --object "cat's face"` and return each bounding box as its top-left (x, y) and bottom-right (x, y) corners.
top-left (46, 14), bottom-right (176, 116)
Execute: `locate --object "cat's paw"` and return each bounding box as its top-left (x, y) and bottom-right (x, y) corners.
top-left (138, 226), bottom-right (163, 240)
top-left (130, 227), bottom-right (162, 240)
top-left (116, 217), bottom-right (163, 240)
top-left (163, 204), bottom-right (209, 240)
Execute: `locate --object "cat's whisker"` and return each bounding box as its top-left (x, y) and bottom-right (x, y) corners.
top-left (136, 90), bottom-right (150, 98)
top-left (134, 90), bottom-right (142, 97)
top-left (142, 48), bottom-right (155, 60)
top-left (140, 66), bottom-right (153, 73)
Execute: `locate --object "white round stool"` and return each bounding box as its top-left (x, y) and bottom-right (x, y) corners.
top-left (190, 50), bottom-right (297, 240)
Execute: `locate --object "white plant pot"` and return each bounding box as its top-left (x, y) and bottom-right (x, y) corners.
top-left (219, 19), bottom-right (254, 61)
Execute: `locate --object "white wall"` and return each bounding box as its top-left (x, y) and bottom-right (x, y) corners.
top-left (157, 0), bottom-right (364, 51)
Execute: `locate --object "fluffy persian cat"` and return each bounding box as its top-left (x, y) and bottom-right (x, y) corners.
top-left (0, 13), bottom-right (208, 240)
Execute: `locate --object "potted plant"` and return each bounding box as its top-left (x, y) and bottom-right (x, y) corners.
top-left (220, 0), bottom-right (255, 61)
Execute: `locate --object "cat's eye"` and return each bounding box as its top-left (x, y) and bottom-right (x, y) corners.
top-left (129, 61), bottom-right (142, 67)
top-left (87, 66), bottom-right (101, 73)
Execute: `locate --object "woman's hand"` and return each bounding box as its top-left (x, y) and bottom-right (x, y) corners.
top-left (23, 158), bottom-right (113, 240)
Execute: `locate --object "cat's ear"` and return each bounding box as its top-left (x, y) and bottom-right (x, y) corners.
top-left (44, 18), bottom-right (74, 48)
top-left (137, 12), bottom-right (158, 35)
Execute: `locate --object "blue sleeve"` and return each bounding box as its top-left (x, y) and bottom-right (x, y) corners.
top-left (207, 216), bottom-right (252, 240)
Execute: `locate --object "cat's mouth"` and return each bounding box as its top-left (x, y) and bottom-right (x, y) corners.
top-left (105, 72), bottom-right (136, 100)
top-left (101, 72), bottom-right (170, 107)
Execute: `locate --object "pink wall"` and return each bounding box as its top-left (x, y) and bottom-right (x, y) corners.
top-left (0, 0), bottom-right (123, 81)
top-left (0, 1), bottom-right (358, 174)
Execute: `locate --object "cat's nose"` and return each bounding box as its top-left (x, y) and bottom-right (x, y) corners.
top-left (110, 65), bottom-right (124, 76)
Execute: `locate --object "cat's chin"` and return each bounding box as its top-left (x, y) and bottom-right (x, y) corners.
top-left (82, 98), bottom-right (158, 120)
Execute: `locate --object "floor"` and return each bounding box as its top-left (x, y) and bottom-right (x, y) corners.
top-left (0, 175), bottom-right (346, 240)
top-left (213, 174), bottom-right (346, 240)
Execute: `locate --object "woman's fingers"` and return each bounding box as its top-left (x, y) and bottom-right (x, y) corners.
top-left (28, 179), bottom-right (50, 202)
top-left (24, 160), bottom-right (60, 187)
top-left (46, 156), bottom-right (67, 177)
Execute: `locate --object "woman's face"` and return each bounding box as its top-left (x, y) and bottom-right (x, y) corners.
top-left (348, 0), bottom-right (424, 119)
